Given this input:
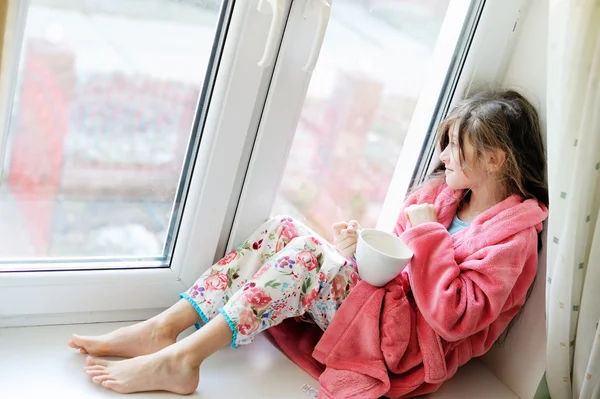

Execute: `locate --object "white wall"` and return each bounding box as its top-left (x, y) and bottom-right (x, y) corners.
top-left (480, 0), bottom-right (549, 398)
top-left (502, 0), bottom-right (548, 133)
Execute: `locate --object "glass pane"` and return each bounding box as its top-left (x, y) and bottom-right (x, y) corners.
top-left (272, 0), bottom-right (452, 238)
top-left (0, 0), bottom-right (222, 262)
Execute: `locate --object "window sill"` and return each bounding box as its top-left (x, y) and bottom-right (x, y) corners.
top-left (0, 321), bottom-right (519, 399)
top-left (0, 322), bottom-right (318, 398)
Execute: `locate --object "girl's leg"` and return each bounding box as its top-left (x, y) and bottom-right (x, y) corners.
top-left (68, 299), bottom-right (201, 358)
top-left (82, 235), bottom-right (353, 395)
top-left (304, 262), bottom-right (360, 330)
top-left (69, 216), bottom-right (310, 358)
top-left (84, 315), bottom-right (232, 395)
top-left (180, 216), bottom-right (312, 326)
top-left (220, 236), bottom-right (359, 347)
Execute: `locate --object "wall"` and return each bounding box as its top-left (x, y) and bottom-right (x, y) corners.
top-left (502, 0), bottom-right (548, 134)
top-left (480, 0), bottom-right (549, 398)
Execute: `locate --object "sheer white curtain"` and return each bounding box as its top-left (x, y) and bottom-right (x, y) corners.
top-left (546, 0), bottom-right (600, 398)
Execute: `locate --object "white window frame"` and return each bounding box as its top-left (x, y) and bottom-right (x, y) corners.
top-left (0, 0), bottom-right (293, 326)
top-left (0, 0), bottom-right (530, 327)
top-left (378, 0), bottom-right (528, 231)
top-left (227, 0), bottom-right (528, 247)
top-left (0, 0), bottom-right (28, 175)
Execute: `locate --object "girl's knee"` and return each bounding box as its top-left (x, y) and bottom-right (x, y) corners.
top-left (263, 215), bottom-right (306, 237)
top-left (288, 235), bottom-right (313, 247)
top-left (267, 215), bottom-right (299, 227)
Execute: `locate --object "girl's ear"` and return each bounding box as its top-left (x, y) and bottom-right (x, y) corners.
top-left (486, 148), bottom-right (506, 173)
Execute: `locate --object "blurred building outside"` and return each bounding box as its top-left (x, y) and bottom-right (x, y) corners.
top-left (0, 0), bottom-right (448, 260)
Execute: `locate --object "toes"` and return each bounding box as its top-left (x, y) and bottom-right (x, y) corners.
top-left (68, 338), bottom-right (81, 349)
top-left (70, 335), bottom-right (84, 345)
top-left (86, 356), bottom-right (109, 367)
top-left (84, 365), bottom-right (105, 372)
top-left (92, 375), bottom-right (114, 385)
top-left (70, 336), bottom-right (91, 354)
top-left (86, 369), bottom-right (108, 378)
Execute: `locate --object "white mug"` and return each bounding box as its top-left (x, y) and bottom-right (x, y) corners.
top-left (355, 228), bottom-right (413, 287)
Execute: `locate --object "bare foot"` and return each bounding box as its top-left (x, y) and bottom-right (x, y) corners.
top-left (68, 320), bottom-right (177, 358)
top-left (84, 352), bottom-right (199, 395)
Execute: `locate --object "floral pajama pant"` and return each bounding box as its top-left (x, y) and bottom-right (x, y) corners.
top-left (180, 216), bottom-right (360, 348)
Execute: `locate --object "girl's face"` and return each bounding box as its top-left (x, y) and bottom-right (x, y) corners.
top-left (439, 124), bottom-right (483, 191)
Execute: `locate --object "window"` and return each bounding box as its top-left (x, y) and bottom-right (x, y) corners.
top-left (1, 0), bottom-right (290, 320)
top-left (1, 0), bottom-right (524, 324)
top-left (228, 0), bottom-right (492, 244)
top-left (270, 0), bottom-right (452, 238)
top-left (0, 0), bottom-right (221, 267)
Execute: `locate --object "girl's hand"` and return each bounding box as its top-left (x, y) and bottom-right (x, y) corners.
top-left (332, 220), bottom-right (362, 259)
top-left (404, 204), bottom-right (437, 227)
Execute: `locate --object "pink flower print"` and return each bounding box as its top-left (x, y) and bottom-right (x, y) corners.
top-left (276, 239), bottom-right (286, 253)
top-left (281, 226), bottom-right (298, 241)
top-left (296, 250), bottom-right (319, 271)
top-left (331, 274), bottom-right (347, 301)
top-left (311, 237), bottom-right (322, 246)
top-left (302, 288), bottom-right (319, 308)
top-left (345, 268), bottom-right (360, 286)
top-left (318, 271), bottom-right (327, 283)
top-left (241, 287), bottom-right (273, 312)
top-left (253, 264), bottom-right (270, 279)
top-left (252, 239), bottom-right (264, 250)
top-left (217, 250), bottom-right (237, 266)
top-left (204, 272), bottom-right (229, 291)
top-left (270, 309), bottom-right (282, 321)
top-left (237, 309), bottom-right (261, 336)
top-left (280, 219), bottom-right (299, 241)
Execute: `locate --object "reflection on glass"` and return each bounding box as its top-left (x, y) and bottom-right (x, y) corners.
top-left (272, 0), bottom-right (451, 239)
top-left (0, 0), bottom-right (221, 259)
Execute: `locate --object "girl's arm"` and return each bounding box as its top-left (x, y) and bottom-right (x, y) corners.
top-left (399, 222), bottom-right (535, 342)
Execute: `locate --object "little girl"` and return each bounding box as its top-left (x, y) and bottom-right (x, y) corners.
top-left (68, 90), bottom-right (548, 398)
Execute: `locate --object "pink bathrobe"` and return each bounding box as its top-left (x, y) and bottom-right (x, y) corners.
top-left (268, 182), bottom-right (548, 398)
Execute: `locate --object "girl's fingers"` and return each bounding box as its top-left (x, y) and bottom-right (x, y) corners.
top-left (348, 220), bottom-right (362, 230)
top-left (332, 222), bottom-right (349, 235)
top-left (336, 230), bottom-right (346, 241)
top-left (339, 236), bottom-right (358, 250)
top-left (342, 228), bottom-right (358, 238)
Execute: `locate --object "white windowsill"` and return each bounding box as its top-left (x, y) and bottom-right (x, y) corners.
top-left (0, 321), bottom-right (519, 399)
top-left (0, 321), bottom-right (318, 399)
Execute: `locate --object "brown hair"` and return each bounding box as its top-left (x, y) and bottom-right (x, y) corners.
top-left (428, 89), bottom-right (549, 345)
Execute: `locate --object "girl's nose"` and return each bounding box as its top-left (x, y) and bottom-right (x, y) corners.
top-left (439, 145), bottom-right (450, 164)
